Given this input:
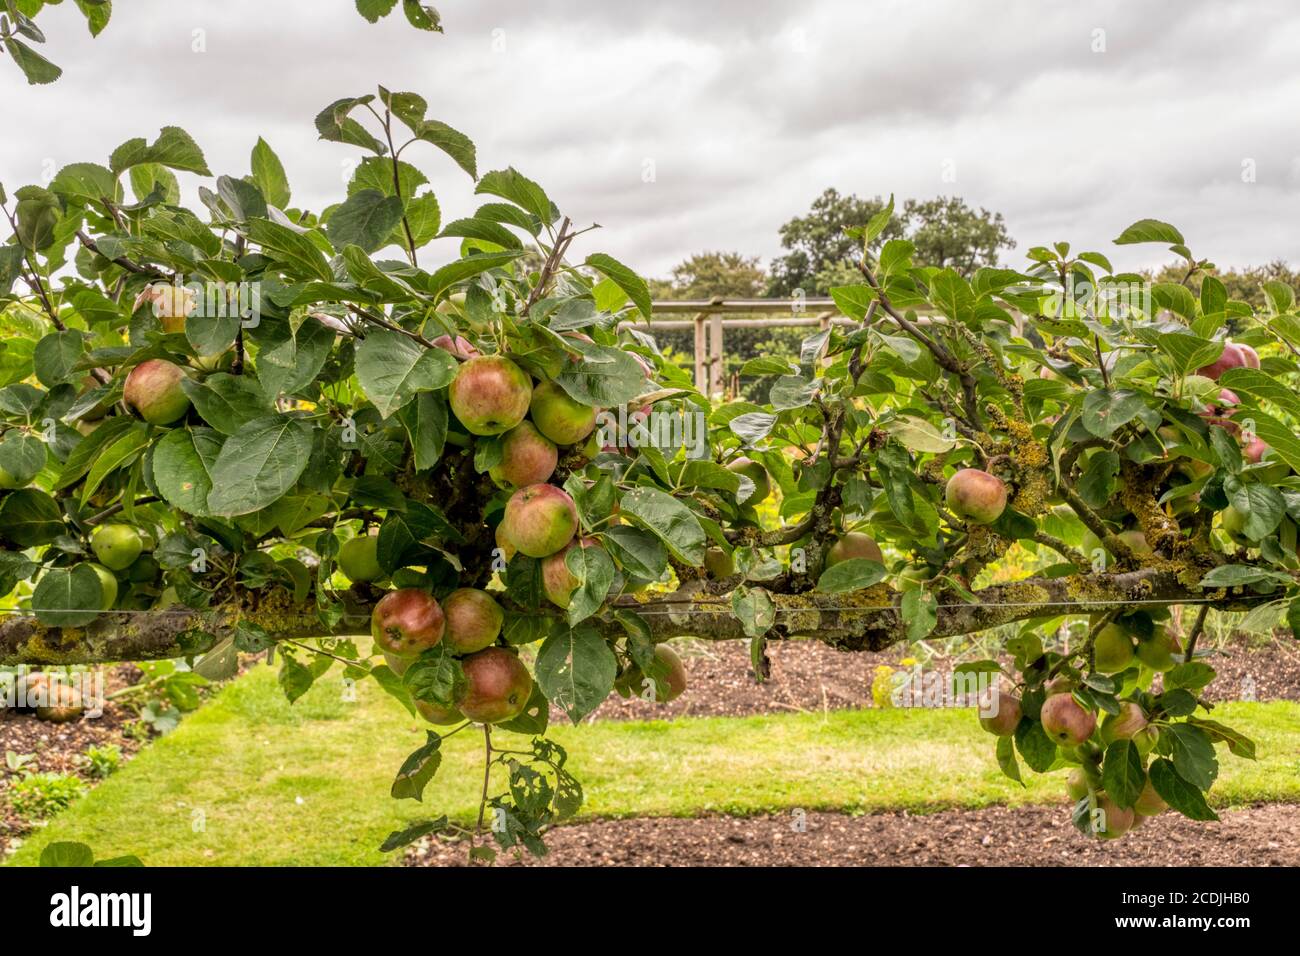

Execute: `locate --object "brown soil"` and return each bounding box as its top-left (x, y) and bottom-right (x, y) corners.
top-left (407, 802), bottom-right (1300, 867)
top-left (568, 632), bottom-right (1298, 724)
top-left (1, 664), bottom-right (150, 858)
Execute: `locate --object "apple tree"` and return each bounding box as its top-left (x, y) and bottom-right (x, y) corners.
top-left (0, 86), bottom-right (1286, 859)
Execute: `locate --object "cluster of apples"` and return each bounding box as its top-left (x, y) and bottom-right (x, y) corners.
top-left (980, 686), bottom-right (1168, 840)
top-left (364, 341), bottom-right (691, 722)
top-left (371, 585), bottom-right (533, 725)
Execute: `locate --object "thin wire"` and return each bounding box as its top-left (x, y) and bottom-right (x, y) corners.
top-left (0, 596), bottom-right (1236, 619)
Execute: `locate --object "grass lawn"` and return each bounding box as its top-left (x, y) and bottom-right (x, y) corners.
top-left (8, 663), bottom-right (1299, 866)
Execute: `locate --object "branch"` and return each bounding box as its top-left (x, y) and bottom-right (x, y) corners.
top-left (0, 567), bottom-right (1269, 665)
top-left (75, 231), bottom-right (168, 279)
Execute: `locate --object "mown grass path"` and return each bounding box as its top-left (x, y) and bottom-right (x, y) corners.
top-left (9, 664), bottom-right (1298, 866)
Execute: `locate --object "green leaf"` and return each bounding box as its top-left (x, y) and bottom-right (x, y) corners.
top-left (817, 558), bottom-right (887, 593)
top-left (181, 374), bottom-right (269, 436)
top-left (0, 489), bottom-right (63, 546)
top-left (355, 329), bottom-right (458, 418)
top-left (314, 96), bottom-right (385, 154)
top-left (476, 167), bottom-right (553, 222)
top-left (50, 162), bottom-right (119, 205)
top-left (356, 0), bottom-right (399, 23)
top-left (403, 645), bottom-right (462, 706)
top-left (902, 588), bottom-right (938, 641)
top-left (379, 817), bottom-right (449, 853)
top-left (74, 0), bottom-right (113, 37)
top-left (277, 653), bottom-right (316, 703)
top-left (32, 565), bottom-right (102, 628)
top-left (327, 191), bottom-right (406, 253)
top-left (437, 217), bottom-right (523, 250)
top-left (617, 486), bottom-right (706, 565)
top-left (40, 842), bottom-right (95, 867)
top-left (251, 137), bottom-right (291, 208)
top-left (1165, 662), bottom-right (1216, 692)
top-left (1077, 448), bottom-right (1120, 508)
top-left (185, 306), bottom-right (241, 358)
top-left (152, 427), bottom-right (223, 515)
top-left (1148, 757), bottom-right (1218, 821)
top-left (1101, 739), bottom-right (1145, 809)
top-left (110, 126), bottom-right (211, 176)
top-left (3, 37), bottom-right (62, 85)
top-left (0, 431), bottom-right (46, 485)
top-left (398, 391), bottom-right (448, 470)
top-left (33, 331), bottom-right (85, 387)
top-left (206, 415), bottom-right (314, 516)
top-left (885, 415), bottom-right (956, 453)
top-left (1198, 564), bottom-right (1291, 588)
top-left (411, 120), bottom-right (475, 178)
top-left (391, 731), bottom-right (443, 801)
top-left (585, 253), bottom-right (652, 320)
top-left (602, 525), bottom-right (668, 581)
top-left (1014, 719), bottom-right (1057, 772)
top-left (80, 423), bottom-right (151, 505)
top-left (768, 375), bottom-right (818, 411)
top-left (423, 250), bottom-right (523, 300)
top-left (1081, 388), bottom-right (1149, 439)
top-left (1186, 718), bottom-right (1256, 760)
top-left (829, 285), bottom-right (876, 320)
top-left (1113, 219), bottom-right (1185, 246)
top-left (1224, 477), bottom-right (1284, 541)
top-left (731, 586), bottom-right (776, 638)
top-left (553, 342), bottom-right (647, 407)
top-left (535, 624), bottom-right (617, 723)
top-left (564, 543), bottom-right (616, 626)
top-left (403, 1), bottom-right (443, 32)
top-left (928, 269), bottom-right (976, 326)
top-left (1162, 723), bottom-right (1219, 790)
top-left (728, 411), bottom-right (778, 445)
top-left (244, 219), bottom-right (333, 282)
top-left (996, 734), bottom-right (1024, 786)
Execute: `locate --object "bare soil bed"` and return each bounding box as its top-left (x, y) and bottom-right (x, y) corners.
top-left (408, 803), bottom-right (1300, 867)
top-left (573, 632), bottom-right (1299, 724)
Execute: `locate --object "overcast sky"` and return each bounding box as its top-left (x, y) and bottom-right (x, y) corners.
top-left (3, 0), bottom-right (1299, 280)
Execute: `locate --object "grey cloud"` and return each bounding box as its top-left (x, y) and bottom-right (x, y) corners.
top-left (2, 0), bottom-right (1298, 279)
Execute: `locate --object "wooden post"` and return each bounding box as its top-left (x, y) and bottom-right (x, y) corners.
top-left (709, 310), bottom-right (724, 397)
top-left (693, 311), bottom-right (708, 393)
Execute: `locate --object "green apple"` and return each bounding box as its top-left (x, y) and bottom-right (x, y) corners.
top-left (90, 523), bottom-right (144, 571)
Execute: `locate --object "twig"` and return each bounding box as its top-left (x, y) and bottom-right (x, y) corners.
top-left (346, 304), bottom-right (437, 349)
top-left (523, 216), bottom-right (575, 314)
top-left (1183, 604), bottom-right (1209, 660)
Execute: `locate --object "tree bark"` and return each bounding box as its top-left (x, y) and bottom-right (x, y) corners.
top-left (0, 567), bottom-right (1263, 666)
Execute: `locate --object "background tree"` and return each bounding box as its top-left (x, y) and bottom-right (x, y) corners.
top-left (767, 190), bottom-right (1014, 295)
top-left (648, 251), bottom-right (765, 301)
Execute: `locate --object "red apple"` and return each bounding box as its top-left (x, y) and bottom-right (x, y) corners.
top-left (489, 421), bottom-right (558, 488)
top-left (456, 647), bottom-right (533, 723)
top-left (124, 359), bottom-right (191, 425)
top-left (501, 484), bottom-right (579, 558)
top-left (371, 589), bottom-right (445, 658)
top-left (945, 468), bottom-right (1008, 525)
top-left (448, 355), bottom-right (532, 436)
